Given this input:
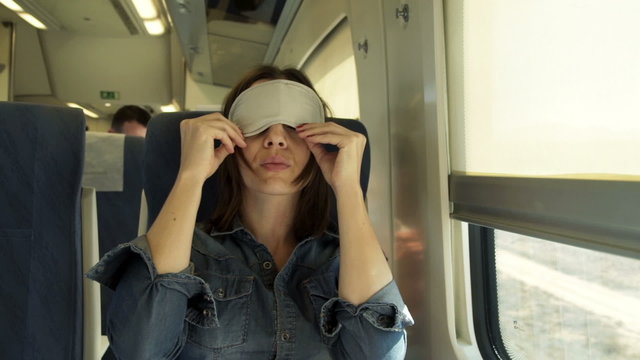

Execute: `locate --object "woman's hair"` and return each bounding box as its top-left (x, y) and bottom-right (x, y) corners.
top-left (208, 65), bottom-right (332, 240)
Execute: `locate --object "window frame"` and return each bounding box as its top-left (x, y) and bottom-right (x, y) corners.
top-left (461, 175), bottom-right (640, 360)
top-left (468, 224), bottom-right (509, 360)
top-left (450, 175), bottom-right (640, 260)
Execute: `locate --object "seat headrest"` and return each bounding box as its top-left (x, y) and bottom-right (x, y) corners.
top-left (0, 102), bottom-right (85, 359)
top-left (144, 111), bottom-right (370, 227)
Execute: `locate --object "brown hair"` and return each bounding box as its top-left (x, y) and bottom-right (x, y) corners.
top-left (208, 65), bottom-right (332, 240)
top-left (110, 105), bottom-right (150, 132)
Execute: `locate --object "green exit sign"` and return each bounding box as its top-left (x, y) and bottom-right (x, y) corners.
top-left (100, 91), bottom-right (120, 100)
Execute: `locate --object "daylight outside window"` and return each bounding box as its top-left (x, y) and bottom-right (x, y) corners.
top-left (494, 230), bottom-right (640, 359)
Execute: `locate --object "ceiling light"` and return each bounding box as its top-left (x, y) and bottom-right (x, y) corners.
top-left (17, 12), bottom-right (46, 29)
top-left (160, 103), bottom-right (178, 112)
top-left (104, 103), bottom-right (112, 107)
top-left (66, 102), bottom-right (99, 119)
top-left (144, 18), bottom-right (165, 35)
top-left (2, 0), bottom-right (61, 30)
top-left (0, 0), bottom-right (23, 12)
top-left (131, 0), bottom-right (158, 19)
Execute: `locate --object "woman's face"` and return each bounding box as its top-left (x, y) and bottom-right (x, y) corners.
top-left (237, 123), bottom-right (311, 196)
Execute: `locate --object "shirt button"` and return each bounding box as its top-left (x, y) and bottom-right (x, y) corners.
top-left (262, 261), bottom-right (273, 270)
top-left (203, 309), bottom-right (212, 317)
top-left (281, 332), bottom-right (290, 341)
top-left (215, 288), bottom-right (225, 298)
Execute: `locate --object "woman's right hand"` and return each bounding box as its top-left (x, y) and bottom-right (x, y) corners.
top-left (177, 112), bottom-right (246, 183)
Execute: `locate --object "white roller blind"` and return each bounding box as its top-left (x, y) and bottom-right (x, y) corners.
top-left (447, 0), bottom-right (640, 176)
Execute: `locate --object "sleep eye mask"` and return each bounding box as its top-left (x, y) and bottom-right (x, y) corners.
top-left (228, 79), bottom-right (325, 136)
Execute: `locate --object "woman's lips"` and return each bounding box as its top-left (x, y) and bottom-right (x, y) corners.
top-left (261, 163), bottom-right (290, 171)
top-left (261, 156), bottom-right (291, 171)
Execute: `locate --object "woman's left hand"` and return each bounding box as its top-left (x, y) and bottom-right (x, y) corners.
top-left (296, 122), bottom-right (366, 193)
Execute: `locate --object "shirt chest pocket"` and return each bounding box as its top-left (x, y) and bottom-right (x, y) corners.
top-left (303, 272), bottom-right (339, 319)
top-left (186, 273), bottom-right (254, 350)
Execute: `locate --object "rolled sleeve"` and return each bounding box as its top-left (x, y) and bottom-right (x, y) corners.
top-left (86, 236), bottom-right (216, 359)
top-left (87, 236), bottom-right (204, 293)
top-left (319, 281), bottom-right (414, 359)
top-left (320, 280), bottom-right (414, 335)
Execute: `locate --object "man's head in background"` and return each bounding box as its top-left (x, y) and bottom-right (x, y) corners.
top-left (109, 105), bottom-right (151, 137)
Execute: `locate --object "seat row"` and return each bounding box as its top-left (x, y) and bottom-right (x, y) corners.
top-left (0, 102), bottom-right (370, 359)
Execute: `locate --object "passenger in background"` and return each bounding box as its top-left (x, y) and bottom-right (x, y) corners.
top-left (108, 105), bottom-right (150, 137)
top-left (89, 66), bottom-right (413, 359)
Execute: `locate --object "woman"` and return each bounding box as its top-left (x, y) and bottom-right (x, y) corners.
top-left (88, 66), bottom-right (413, 359)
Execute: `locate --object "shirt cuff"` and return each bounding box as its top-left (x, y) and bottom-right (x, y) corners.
top-left (86, 235), bottom-right (212, 299)
top-left (319, 280), bottom-right (415, 337)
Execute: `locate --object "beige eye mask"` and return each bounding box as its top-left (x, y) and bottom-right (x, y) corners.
top-left (228, 79), bottom-right (325, 137)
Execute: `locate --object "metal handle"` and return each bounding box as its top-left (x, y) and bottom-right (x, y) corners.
top-left (357, 39), bottom-right (369, 54)
top-left (396, 4), bottom-right (409, 23)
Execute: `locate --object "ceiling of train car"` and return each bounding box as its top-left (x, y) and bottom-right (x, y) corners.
top-left (2, 0), bottom-right (295, 121)
top-left (168, 0), bottom-right (289, 87)
top-left (204, 0), bottom-right (283, 87)
top-left (20, 0), bottom-right (135, 36)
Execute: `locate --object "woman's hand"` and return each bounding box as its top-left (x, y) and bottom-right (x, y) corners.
top-left (177, 113), bottom-right (246, 183)
top-left (296, 122), bottom-right (365, 193)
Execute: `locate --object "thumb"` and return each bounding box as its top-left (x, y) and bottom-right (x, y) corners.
top-left (307, 140), bottom-right (328, 161)
top-left (214, 145), bottom-right (232, 163)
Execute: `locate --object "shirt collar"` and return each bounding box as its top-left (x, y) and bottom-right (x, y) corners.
top-left (194, 216), bottom-right (339, 258)
top-left (208, 216), bottom-right (246, 237)
top-left (208, 216), bottom-right (339, 239)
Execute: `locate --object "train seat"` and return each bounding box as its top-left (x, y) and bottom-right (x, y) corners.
top-left (0, 102), bottom-right (85, 359)
top-left (82, 132), bottom-right (146, 339)
top-left (144, 111), bottom-right (370, 228)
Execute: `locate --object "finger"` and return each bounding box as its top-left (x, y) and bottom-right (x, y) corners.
top-left (303, 133), bottom-right (347, 148)
top-left (297, 129), bottom-right (352, 145)
top-left (202, 118), bottom-right (246, 147)
top-left (195, 112), bottom-right (245, 142)
top-left (219, 122), bottom-right (247, 148)
top-left (214, 143), bottom-right (232, 161)
top-left (297, 122), bottom-right (350, 135)
top-left (201, 121), bottom-right (246, 149)
top-left (219, 117), bottom-right (245, 142)
top-left (305, 139), bottom-right (328, 159)
top-left (217, 134), bottom-right (236, 153)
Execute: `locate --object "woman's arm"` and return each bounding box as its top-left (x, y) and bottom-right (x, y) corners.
top-left (146, 174), bottom-right (204, 274)
top-left (334, 184), bottom-right (393, 305)
top-left (147, 113), bottom-right (245, 274)
top-left (299, 123), bottom-right (413, 359)
top-left (297, 122), bottom-right (392, 305)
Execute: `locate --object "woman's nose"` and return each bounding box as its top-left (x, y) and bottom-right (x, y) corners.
top-left (263, 125), bottom-right (288, 148)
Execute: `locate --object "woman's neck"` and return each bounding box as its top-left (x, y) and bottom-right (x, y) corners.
top-left (240, 190), bottom-right (298, 267)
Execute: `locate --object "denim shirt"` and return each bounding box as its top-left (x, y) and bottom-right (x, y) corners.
top-left (87, 220), bottom-right (414, 360)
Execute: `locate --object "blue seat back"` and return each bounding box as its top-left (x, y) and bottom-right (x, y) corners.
top-left (94, 135), bottom-right (145, 334)
top-left (0, 102), bottom-right (85, 359)
top-left (144, 112), bottom-right (370, 228)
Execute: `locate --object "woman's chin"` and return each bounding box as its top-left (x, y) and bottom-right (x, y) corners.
top-left (246, 181), bottom-right (304, 196)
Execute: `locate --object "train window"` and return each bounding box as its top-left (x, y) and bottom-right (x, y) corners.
top-left (447, 0), bottom-right (640, 176)
top-left (470, 225), bottom-right (640, 359)
top-left (446, 2), bottom-right (640, 356)
top-left (301, 18), bottom-right (359, 119)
